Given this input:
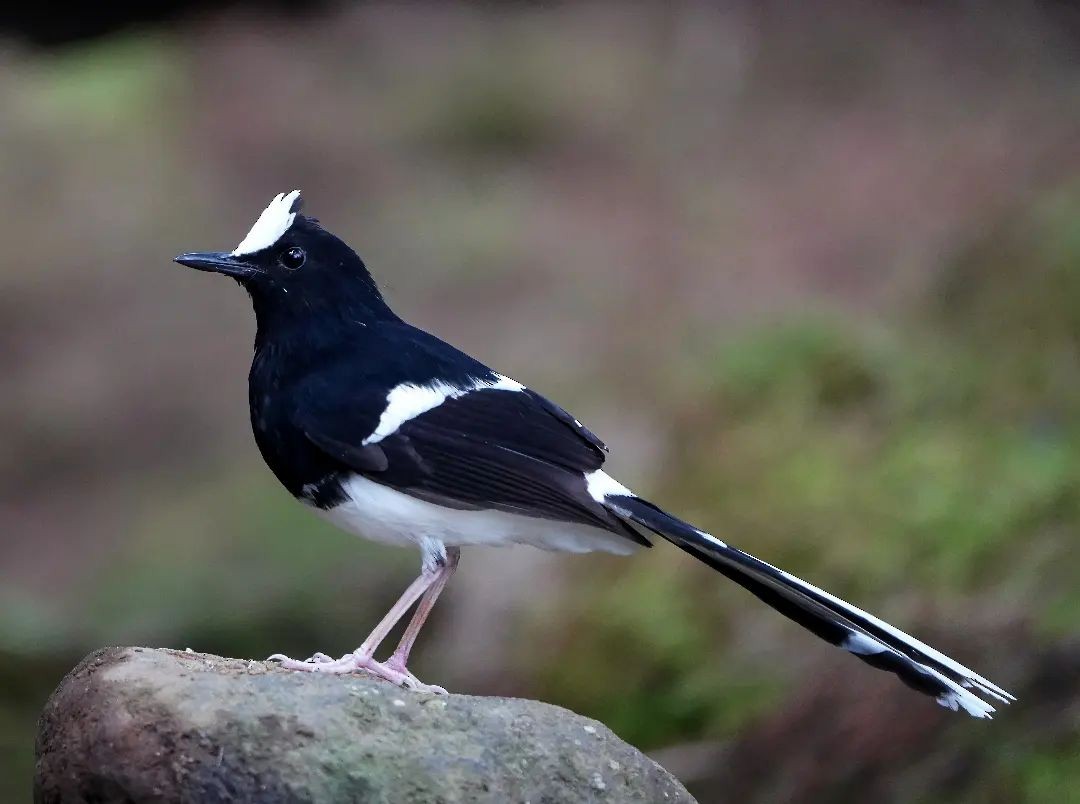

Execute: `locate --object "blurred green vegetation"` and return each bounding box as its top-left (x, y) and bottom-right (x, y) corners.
top-left (0, 468), bottom-right (415, 802)
top-left (20, 36), bottom-right (177, 133)
top-left (2, 5), bottom-right (1079, 803)
top-left (526, 187), bottom-right (1080, 800)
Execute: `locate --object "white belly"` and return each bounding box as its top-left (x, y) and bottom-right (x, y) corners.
top-left (315, 473), bottom-right (639, 556)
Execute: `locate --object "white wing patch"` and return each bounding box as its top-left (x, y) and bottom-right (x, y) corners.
top-left (584, 470), bottom-right (633, 502)
top-left (363, 374), bottom-right (524, 445)
top-left (490, 374), bottom-right (525, 392)
top-left (233, 190), bottom-right (302, 256)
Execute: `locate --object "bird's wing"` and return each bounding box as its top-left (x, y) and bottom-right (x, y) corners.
top-left (296, 382), bottom-right (648, 545)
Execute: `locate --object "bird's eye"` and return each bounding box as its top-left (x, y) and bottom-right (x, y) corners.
top-left (280, 246), bottom-right (306, 271)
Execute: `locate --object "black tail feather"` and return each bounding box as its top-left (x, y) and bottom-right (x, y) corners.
top-left (605, 494), bottom-right (1013, 718)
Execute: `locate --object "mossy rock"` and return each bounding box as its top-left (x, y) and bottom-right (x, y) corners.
top-left (35, 647), bottom-right (693, 804)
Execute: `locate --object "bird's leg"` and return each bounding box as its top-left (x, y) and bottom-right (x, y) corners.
top-left (350, 565), bottom-right (443, 660)
top-left (383, 547), bottom-right (460, 688)
top-left (268, 565), bottom-right (440, 682)
top-left (267, 548), bottom-right (459, 694)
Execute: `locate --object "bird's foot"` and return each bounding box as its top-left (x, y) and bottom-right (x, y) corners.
top-left (266, 651), bottom-right (340, 669)
top-left (267, 650), bottom-right (448, 694)
top-left (384, 648), bottom-right (447, 695)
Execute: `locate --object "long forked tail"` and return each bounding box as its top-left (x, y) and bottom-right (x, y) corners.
top-left (605, 493), bottom-right (1014, 719)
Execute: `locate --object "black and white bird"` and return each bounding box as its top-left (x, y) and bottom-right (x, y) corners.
top-left (174, 190), bottom-right (1012, 717)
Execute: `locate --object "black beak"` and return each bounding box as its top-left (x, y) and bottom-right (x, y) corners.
top-left (173, 251), bottom-right (259, 279)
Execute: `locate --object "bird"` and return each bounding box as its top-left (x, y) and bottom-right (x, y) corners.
top-left (174, 190), bottom-right (1013, 717)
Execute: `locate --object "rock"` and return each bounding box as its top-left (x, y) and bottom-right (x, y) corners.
top-left (35, 647), bottom-right (693, 803)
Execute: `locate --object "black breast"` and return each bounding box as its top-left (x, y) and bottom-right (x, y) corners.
top-left (248, 343), bottom-right (350, 508)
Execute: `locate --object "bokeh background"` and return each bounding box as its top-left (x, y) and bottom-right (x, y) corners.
top-left (3, 2), bottom-right (1079, 801)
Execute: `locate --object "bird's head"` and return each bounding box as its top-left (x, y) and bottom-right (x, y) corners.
top-left (174, 191), bottom-right (394, 327)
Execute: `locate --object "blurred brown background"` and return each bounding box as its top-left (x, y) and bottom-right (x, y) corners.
top-left (2, 2), bottom-right (1079, 802)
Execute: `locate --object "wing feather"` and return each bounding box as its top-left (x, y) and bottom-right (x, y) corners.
top-left (297, 386), bottom-right (648, 547)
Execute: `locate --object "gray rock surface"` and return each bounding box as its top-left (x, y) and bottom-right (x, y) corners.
top-left (35, 647), bottom-right (693, 803)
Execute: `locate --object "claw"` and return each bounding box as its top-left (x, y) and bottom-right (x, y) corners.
top-left (267, 649), bottom-right (447, 692)
top-left (268, 652), bottom-right (355, 673)
top-left (384, 657), bottom-right (448, 695)
top-left (410, 679), bottom-right (448, 695)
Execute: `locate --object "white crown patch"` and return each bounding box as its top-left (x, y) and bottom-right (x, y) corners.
top-left (233, 190), bottom-right (302, 256)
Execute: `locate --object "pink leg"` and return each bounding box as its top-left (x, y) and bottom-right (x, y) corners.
top-left (268, 565), bottom-right (441, 686)
top-left (384, 547), bottom-right (460, 687)
top-left (267, 549), bottom-right (459, 694)
top-left (352, 567), bottom-right (441, 658)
